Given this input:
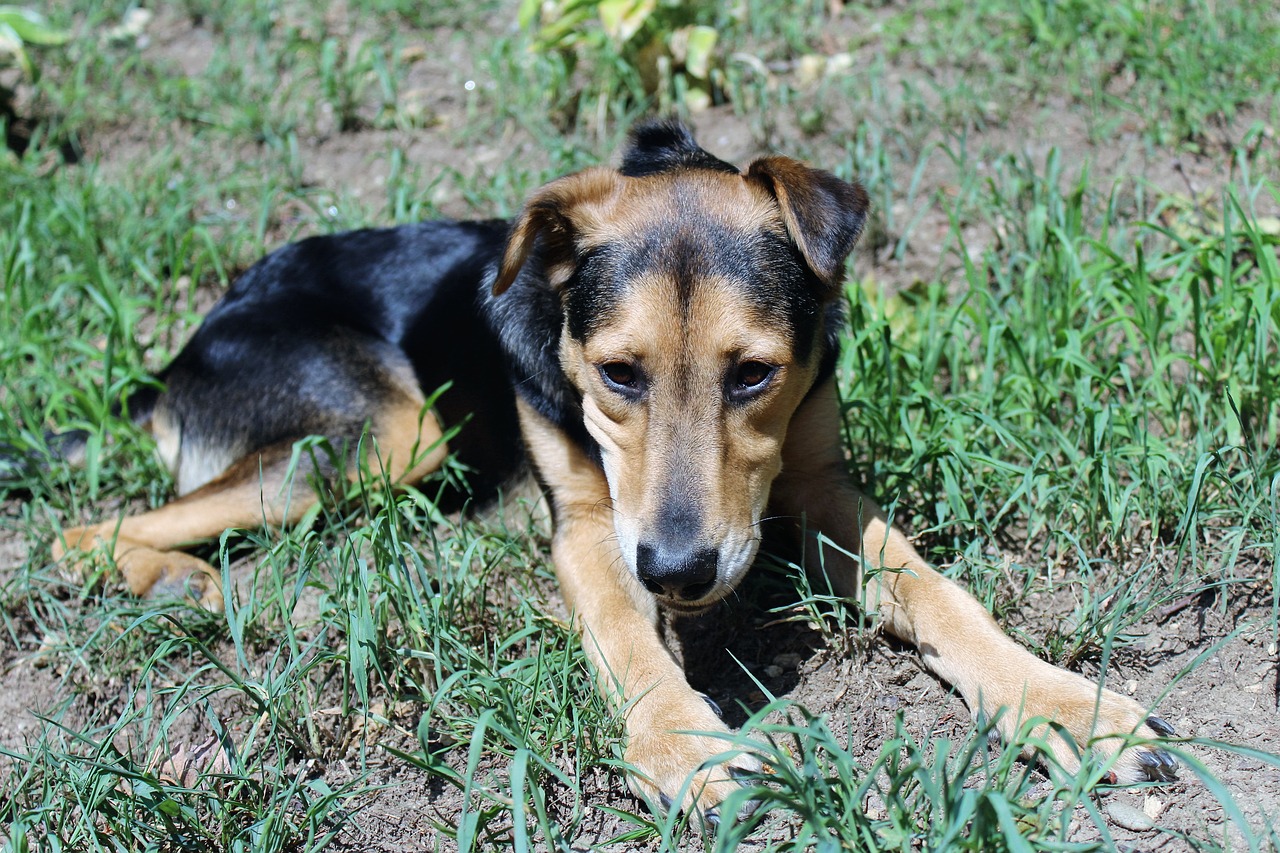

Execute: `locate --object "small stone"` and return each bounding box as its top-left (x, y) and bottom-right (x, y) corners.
top-left (1143, 796), bottom-right (1164, 821)
top-left (1124, 679), bottom-right (1137, 694)
top-left (1106, 801), bottom-right (1156, 831)
top-left (796, 55), bottom-right (826, 86)
top-left (825, 53), bottom-right (854, 76)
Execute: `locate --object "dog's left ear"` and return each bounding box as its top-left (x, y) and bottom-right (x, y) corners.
top-left (746, 157), bottom-right (870, 294)
top-left (492, 167), bottom-right (623, 296)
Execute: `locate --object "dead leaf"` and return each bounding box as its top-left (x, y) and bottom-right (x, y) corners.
top-left (148, 734), bottom-right (232, 788)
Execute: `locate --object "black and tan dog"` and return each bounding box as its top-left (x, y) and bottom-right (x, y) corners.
top-left (53, 120), bottom-right (1175, 822)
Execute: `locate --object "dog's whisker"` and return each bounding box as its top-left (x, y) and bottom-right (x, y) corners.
top-left (751, 513), bottom-right (798, 527)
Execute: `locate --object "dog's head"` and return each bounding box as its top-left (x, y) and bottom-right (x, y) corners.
top-left (493, 120), bottom-right (868, 612)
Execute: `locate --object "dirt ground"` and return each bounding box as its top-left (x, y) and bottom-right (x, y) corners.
top-left (2, 6), bottom-right (1278, 851)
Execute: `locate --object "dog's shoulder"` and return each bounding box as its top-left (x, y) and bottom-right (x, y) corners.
top-left (482, 243), bottom-right (597, 457)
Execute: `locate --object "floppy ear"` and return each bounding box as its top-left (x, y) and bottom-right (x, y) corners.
top-left (491, 167), bottom-right (623, 296)
top-left (745, 156), bottom-right (870, 293)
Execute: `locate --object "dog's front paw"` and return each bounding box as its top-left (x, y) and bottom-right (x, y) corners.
top-left (994, 656), bottom-right (1177, 784)
top-left (624, 688), bottom-right (761, 828)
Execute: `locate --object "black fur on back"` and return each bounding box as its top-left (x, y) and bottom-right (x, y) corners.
top-left (619, 119), bottom-right (740, 178)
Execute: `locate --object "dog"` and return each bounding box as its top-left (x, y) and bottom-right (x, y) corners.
top-left (51, 120), bottom-right (1176, 824)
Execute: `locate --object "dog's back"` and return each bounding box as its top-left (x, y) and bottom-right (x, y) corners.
top-left (147, 219), bottom-right (521, 497)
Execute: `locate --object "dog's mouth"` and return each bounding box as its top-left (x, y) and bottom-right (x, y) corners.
top-left (656, 596), bottom-right (721, 615)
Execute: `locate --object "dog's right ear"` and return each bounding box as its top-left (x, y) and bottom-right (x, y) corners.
top-left (491, 168), bottom-right (623, 296)
top-left (746, 157), bottom-right (869, 295)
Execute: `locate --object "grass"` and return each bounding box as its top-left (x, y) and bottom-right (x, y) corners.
top-left (2, 0), bottom-right (1279, 850)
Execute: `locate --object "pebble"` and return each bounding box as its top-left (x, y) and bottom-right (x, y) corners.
top-left (1143, 795), bottom-right (1164, 821)
top-left (1106, 801), bottom-right (1156, 831)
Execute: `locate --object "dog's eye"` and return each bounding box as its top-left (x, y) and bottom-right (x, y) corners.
top-left (737, 361), bottom-right (774, 388)
top-left (728, 361), bottom-right (777, 402)
top-left (599, 361), bottom-right (644, 397)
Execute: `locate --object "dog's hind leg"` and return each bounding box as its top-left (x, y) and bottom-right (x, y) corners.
top-left (54, 440), bottom-right (318, 610)
top-left (364, 387), bottom-right (451, 487)
top-left (56, 391), bottom-right (448, 610)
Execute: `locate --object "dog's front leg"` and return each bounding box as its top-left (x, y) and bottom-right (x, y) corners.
top-left (518, 401), bottom-right (757, 822)
top-left (772, 381), bottom-right (1177, 783)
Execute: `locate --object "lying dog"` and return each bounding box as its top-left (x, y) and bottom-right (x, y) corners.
top-left (53, 120), bottom-right (1175, 823)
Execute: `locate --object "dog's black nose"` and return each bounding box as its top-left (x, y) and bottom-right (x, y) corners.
top-left (635, 543), bottom-right (719, 600)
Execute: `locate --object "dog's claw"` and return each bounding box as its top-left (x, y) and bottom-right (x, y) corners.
top-left (725, 764), bottom-right (764, 820)
top-left (704, 807), bottom-right (720, 830)
top-left (1120, 716), bottom-right (1178, 782)
top-left (1135, 748), bottom-right (1179, 782)
top-left (658, 792), bottom-right (673, 813)
top-left (1145, 715), bottom-right (1175, 737)
top-left (699, 692), bottom-right (723, 719)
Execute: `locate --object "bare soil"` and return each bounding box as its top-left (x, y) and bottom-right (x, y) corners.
top-left (2, 5), bottom-right (1277, 851)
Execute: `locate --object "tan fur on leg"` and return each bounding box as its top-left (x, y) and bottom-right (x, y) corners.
top-left (772, 380), bottom-right (1171, 782)
top-left (56, 396), bottom-right (448, 610)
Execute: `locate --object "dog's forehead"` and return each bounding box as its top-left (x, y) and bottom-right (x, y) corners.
top-left (564, 171), bottom-right (822, 354)
top-left (595, 170), bottom-right (808, 292)
top-left (592, 170), bottom-right (781, 245)
top-left (585, 271), bottom-right (794, 361)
